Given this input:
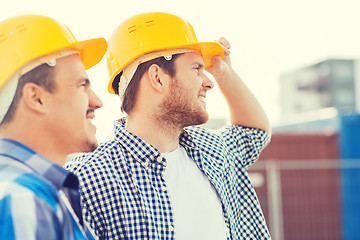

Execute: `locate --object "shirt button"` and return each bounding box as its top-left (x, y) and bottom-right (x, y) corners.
top-left (169, 225), bottom-right (174, 231)
top-left (156, 156), bottom-right (163, 163)
top-left (161, 186), bottom-right (166, 192)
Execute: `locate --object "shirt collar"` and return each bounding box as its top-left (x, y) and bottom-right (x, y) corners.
top-left (0, 138), bottom-right (79, 190)
top-left (114, 119), bottom-right (161, 168)
top-left (113, 118), bottom-right (198, 164)
top-left (180, 129), bottom-right (198, 149)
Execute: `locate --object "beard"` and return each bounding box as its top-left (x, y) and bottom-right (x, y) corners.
top-left (156, 77), bottom-right (209, 130)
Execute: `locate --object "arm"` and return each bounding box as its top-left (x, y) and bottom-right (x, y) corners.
top-left (206, 37), bottom-right (271, 133)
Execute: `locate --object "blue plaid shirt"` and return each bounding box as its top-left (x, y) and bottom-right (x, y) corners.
top-left (65, 119), bottom-right (271, 239)
top-left (0, 138), bottom-right (96, 240)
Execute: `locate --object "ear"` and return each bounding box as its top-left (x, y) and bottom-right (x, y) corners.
top-left (21, 83), bottom-right (47, 114)
top-left (146, 64), bottom-right (169, 93)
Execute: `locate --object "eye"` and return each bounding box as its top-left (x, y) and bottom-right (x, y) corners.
top-left (79, 79), bottom-right (90, 88)
top-left (193, 63), bottom-right (204, 74)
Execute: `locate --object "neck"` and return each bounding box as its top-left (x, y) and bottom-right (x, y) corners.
top-left (0, 122), bottom-right (67, 166)
top-left (125, 113), bottom-right (182, 153)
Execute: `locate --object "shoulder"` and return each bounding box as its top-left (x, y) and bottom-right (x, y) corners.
top-left (185, 125), bottom-right (221, 142)
top-left (184, 125), bottom-right (245, 146)
top-left (0, 177), bottom-right (66, 239)
top-left (0, 159), bottom-right (60, 212)
top-left (65, 139), bottom-right (122, 172)
top-left (184, 125), bottom-right (270, 152)
top-left (186, 124), bottom-right (269, 140)
top-left (64, 139), bottom-right (127, 186)
top-left (183, 126), bottom-right (226, 155)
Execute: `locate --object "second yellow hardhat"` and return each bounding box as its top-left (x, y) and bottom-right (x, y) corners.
top-left (106, 12), bottom-right (225, 94)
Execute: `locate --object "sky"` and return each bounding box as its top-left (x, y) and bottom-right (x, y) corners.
top-left (1, 0), bottom-right (360, 142)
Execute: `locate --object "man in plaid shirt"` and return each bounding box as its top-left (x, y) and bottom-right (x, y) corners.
top-left (0, 15), bottom-right (106, 239)
top-left (65, 12), bottom-right (272, 239)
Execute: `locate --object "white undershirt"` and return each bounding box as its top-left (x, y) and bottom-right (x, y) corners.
top-left (162, 145), bottom-right (228, 240)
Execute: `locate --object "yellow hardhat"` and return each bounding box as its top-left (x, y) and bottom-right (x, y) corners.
top-left (0, 14), bottom-right (107, 89)
top-left (106, 12), bottom-right (225, 94)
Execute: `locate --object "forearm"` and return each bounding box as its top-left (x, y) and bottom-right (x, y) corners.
top-left (216, 68), bottom-right (270, 132)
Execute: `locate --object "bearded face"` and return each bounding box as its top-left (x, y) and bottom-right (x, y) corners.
top-left (157, 77), bottom-right (209, 129)
top-left (154, 52), bottom-right (213, 130)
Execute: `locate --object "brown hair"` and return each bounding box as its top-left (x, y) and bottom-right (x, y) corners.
top-left (1, 64), bottom-right (56, 124)
top-left (113, 54), bottom-right (183, 114)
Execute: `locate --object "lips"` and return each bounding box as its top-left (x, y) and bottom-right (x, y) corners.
top-left (86, 109), bottom-right (95, 119)
top-left (199, 91), bottom-right (206, 103)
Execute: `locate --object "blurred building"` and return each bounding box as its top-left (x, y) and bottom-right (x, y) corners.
top-left (279, 59), bottom-right (360, 117)
top-left (249, 59), bottom-right (360, 240)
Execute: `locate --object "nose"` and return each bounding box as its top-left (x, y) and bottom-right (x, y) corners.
top-left (202, 75), bottom-right (214, 90)
top-left (89, 89), bottom-right (103, 109)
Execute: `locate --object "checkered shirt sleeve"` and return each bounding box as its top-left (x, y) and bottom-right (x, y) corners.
top-left (184, 125), bottom-right (271, 239)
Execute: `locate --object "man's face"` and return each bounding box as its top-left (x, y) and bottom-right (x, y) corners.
top-left (159, 52), bottom-right (214, 128)
top-left (45, 54), bottom-right (102, 154)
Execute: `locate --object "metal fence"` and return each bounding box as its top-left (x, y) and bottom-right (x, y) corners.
top-left (248, 159), bottom-right (360, 240)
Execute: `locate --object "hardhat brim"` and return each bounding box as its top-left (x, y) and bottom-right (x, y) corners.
top-left (72, 37), bottom-right (108, 70)
top-left (107, 41), bottom-right (224, 94)
top-left (190, 41), bottom-right (225, 68)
